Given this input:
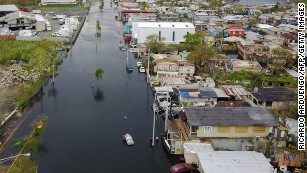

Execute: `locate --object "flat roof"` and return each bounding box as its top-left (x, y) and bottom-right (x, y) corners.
top-left (0, 5), bottom-right (18, 12)
top-left (198, 151), bottom-right (274, 173)
top-left (137, 22), bottom-right (195, 29)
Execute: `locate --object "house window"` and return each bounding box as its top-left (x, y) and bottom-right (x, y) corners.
top-left (253, 126), bottom-right (266, 133)
top-left (172, 31), bottom-right (175, 41)
top-left (235, 126), bottom-right (248, 133)
top-left (203, 126), bottom-right (212, 132)
top-left (217, 126), bottom-right (230, 133)
top-left (159, 31), bottom-right (161, 41)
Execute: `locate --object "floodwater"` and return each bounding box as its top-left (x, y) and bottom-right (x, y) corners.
top-left (0, 1), bottom-right (176, 173)
top-left (37, 2), bottom-right (175, 173)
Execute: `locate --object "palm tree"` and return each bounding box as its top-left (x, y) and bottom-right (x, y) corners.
top-left (92, 68), bottom-right (104, 88)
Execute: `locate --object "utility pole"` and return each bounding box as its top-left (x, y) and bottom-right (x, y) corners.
top-left (152, 94), bottom-right (156, 146)
top-left (147, 49), bottom-right (150, 83)
top-left (164, 83), bottom-right (169, 132)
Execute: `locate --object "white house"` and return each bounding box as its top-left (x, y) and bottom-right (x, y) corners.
top-left (131, 22), bottom-right (195, 44)
top-left (41, 0), bottom-right (76, 5)
top-left (183, 142), bottom-right (275, 173)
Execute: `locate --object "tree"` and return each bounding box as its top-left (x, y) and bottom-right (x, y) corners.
top-left (140, 2), bottom-right (149, 10)
top-left (208, 0), bottom-right (223, 10)
top-left (187, 45), bottom-right (217, 73)
top-left (269, 47), bottom-right (295, 74)
top-left (96, 20), bottom-right (101, 37)
top-left (144, 34), bottom-right (166, 54)
top-left (183, 32), bottom-right (205, 51)
top-left (95, 68), bottom-right (104, 80)
top-left (247, 18), bottom-right (260, 27)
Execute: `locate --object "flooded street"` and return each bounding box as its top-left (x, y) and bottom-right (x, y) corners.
top-left (0, 1), bottom-right (174, 172)
top-left (37, 1), bottom-right (174, 173)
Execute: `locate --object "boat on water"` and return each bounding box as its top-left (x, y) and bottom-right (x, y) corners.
top-left (123, 133), bottom-right (134, 146)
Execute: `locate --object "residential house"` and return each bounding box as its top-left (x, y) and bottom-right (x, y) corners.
top-left (224, 24), bottom-right (244, 38)
top-left (176, 87), bottom-right (230, 107)
top-left (244, 87), bottom-right (296, 109)
top-left (278, 24), bottom-right (298, 33)
top-left (220, 85), bottom-right (249, 101)
top-left (230, 59), bottom-right (262, 73)
top-left (183, 142), bottom-right (275, 173)
top-left (41, 0), bottom-right (76, 5)
top-left (265, 27), bottom-right (284, 36)
top-left (281, 32), bottom-right (297, 46)
top-left (154, 59), bottom-right (195, 78)
top-left (183, 107), bottom-right (277, 138)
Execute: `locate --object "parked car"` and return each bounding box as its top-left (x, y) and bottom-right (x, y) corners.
top-left (139, 67), bottom-right (145, 73)
top-left (170, 163), bottom-right (195, 173)
top-left (136, 61), bottom-right (142, 67)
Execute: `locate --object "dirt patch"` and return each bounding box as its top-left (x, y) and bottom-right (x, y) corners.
top-left (0, 86), bottom-right (19, 122)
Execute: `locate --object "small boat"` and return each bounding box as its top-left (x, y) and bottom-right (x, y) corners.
top-left (123, 133), bottom-right (134, 146)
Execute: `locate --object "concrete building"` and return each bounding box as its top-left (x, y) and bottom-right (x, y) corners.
top-left (183, 142), bottom-right (275, 173)
top-left (131, 22), bottom-right (195, 44)
top-left (0, 5), bottom-right (18, 17)
top-left (244, 87), bottom-right (296, 109)
top-left (0, 11), bottom-right (36, 29)
top-left (41, 0), bottom-right (76, 5)
top-left (231, 59), bottom-right (262, 73)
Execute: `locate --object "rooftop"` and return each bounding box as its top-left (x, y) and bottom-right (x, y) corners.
top-left (248, 87), bottom-right (296, 101)
top-left (184, 107), bottom-right (278, 127)
top-left (137, 22), bottom-right (195, 29)
top-left (0, 5), bottom-right (18, 12)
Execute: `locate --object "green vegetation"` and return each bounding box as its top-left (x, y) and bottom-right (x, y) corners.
top-left (183, 32), bottom-right (205, 51)
top-left (8, 118), bottom-right (46, 173)
top-left (257, 30), bottom-right (267, 36)
top-left (213, 71), bottom-right (297, 88)
top-left (29, 5), bottom-right (87, 11)
top-left (144, 34), bottom-right (166, 54)
top-left (96, 20), bottom-right (101, 37)
top-left (0, 39), bottom-right (61, 110)
top-left (95, 68), bottom-right (104, 80)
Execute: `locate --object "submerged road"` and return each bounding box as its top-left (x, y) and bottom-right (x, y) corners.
top-left (0, 1), bottom-right (176, 173)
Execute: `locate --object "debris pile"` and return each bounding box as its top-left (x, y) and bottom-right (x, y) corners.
top-left (0, 64), bottom-right (41, 87)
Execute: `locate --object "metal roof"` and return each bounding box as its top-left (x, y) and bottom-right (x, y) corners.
top-left (184, 107), bottom-right (278, 127)
top-left (0, 5), bottom-right (18, 12)
top-left (137, 22), bottom-right (195, 29)
top-left (249, 87), bottom-right (295, 101)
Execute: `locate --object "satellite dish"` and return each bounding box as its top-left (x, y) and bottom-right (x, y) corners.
top-left (254, 87), bottom-right (258, 92)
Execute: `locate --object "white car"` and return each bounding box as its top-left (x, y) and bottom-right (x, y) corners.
top-left (139, 67), bottom-right (145, 73)
top-left (136, 61), bottom-right (142, 67)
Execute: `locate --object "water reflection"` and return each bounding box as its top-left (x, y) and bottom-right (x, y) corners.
top-left (92, 87), bottom-right (104, 101)
top-left (48, 86), bottom-right (57, 97)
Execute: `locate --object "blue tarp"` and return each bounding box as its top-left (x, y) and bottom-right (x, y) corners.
top-left (180, 92), bottom-right (190, 98)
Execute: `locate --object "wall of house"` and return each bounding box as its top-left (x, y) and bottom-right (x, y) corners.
top-left (178, 65), bottom-right (195, 76)
top-left (196, 126), bottom-right (270, 138)
top-left (135, 26), bottom-right (195, 44)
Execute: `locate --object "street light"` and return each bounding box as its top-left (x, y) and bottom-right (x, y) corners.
top-left (0, 153), bottom-right (31, 164)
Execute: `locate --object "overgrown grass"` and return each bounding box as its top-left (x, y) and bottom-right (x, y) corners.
top-left (29, 5), bottom-right (88, 11)
top-left (8, 118), bottom-right (46, 173)
top-left (0, 39), bottom-right (61, 111)
top-left (213, 71), bottom-right (297, 88)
